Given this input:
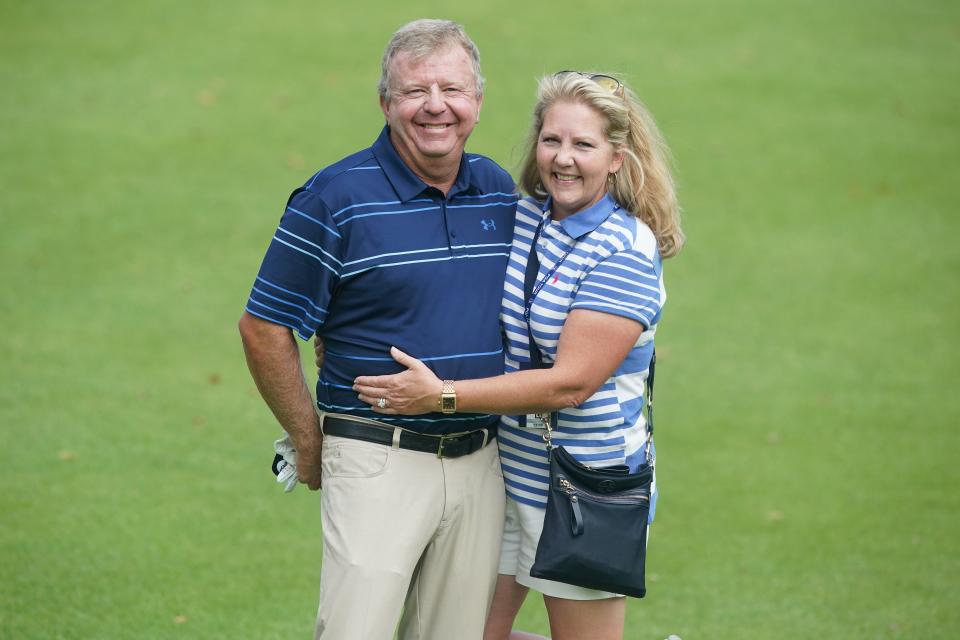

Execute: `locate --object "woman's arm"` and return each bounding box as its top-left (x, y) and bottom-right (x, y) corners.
top-left (353, 309), bottom-right (644, 416)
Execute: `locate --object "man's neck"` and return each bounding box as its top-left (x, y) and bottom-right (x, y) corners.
top-left (418, 171), bottom-right (457, 196)
top-left (404, 157), bottom-right (460, 196)
top-left (390, 135), bottom-right (461, 195)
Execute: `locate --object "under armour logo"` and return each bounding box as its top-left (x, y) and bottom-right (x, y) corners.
top-left (480, 219), bottom-right (496, 231)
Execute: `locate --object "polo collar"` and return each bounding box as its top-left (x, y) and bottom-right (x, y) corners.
top-left (371, 126), bottom-right (477, 201)
top-left (544, 193), bottom-right (620, 239)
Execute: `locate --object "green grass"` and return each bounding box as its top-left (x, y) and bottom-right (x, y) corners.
top-left (2, 1), bottom-right (958, 638)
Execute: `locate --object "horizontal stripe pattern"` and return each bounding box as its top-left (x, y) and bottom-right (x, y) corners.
top-left (245, 127), bottom-right (518, 434)
top-left (498, 196), bottom-right (664, 506)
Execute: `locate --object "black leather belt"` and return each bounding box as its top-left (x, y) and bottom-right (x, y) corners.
top-left (323, 416), bottom-right (496, 459)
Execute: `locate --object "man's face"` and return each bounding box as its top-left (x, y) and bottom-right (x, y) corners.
top-left (380, 44), bottom-right (483, 179)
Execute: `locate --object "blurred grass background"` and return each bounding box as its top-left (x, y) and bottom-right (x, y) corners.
top-left (1, 1), bottom-right (958, 638)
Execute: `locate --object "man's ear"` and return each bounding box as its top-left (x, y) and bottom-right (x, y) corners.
top-left (379, 95), bottom-right (390, 121)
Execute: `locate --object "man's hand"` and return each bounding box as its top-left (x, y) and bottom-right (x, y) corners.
top-left (292, 432), bottom-right (323, 490)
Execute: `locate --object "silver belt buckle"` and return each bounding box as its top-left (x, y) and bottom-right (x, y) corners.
top-left (436, 433), bottom-right (451, 458)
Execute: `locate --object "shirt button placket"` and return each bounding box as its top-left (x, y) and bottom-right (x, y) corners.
top-left (444, 199), bottom-right (463, 257)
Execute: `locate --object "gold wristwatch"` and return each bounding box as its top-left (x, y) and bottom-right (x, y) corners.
top-left (439, 380), bottom-right (456, 414)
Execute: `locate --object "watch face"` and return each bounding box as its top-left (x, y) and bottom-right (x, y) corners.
top-left (441, 395), bottom-right (456, 412)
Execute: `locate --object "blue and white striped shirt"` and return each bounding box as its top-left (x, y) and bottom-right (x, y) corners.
top-left (246, 127), bottom-right (518, 434)
top-left (498, 195), bottom-right (664, 507)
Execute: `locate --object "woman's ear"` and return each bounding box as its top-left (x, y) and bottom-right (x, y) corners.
top-left (609, 149), bottom-right (625, 174)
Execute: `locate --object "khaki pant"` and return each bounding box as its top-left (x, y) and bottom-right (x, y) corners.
top-left (315, 428), bottom-right (506, 640)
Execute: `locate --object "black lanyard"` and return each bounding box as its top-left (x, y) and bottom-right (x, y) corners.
top-left (523, 216), bottom-right (576, 369)
top-left (523, 217), bottom-right (577, 323)
top-left (520, 214), bottom-right (560, 428)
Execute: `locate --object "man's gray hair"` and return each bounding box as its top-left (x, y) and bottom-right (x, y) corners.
top-left (378, 19), bottom-right (484, 101)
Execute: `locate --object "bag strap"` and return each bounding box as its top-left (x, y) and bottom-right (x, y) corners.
top-left (522, 217), bottom-right (547, 369)
top-left (646, 349), bottom-right (656, 436)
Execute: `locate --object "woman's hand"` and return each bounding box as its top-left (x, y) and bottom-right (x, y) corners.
top-left (313, 336), bottom-right (325, 369)
top-left (354, 347), bottom-right (443, 415)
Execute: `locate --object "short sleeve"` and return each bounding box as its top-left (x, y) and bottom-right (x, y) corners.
top-left (244, 188), bottom-right (343, 340)
top-left (570, 247), bottom-right (664, 329)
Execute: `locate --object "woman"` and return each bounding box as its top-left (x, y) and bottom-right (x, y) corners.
top-left (353, 71), bottom-right (684, 640)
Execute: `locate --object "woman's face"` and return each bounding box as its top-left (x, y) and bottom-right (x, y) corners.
top-left (536, 100), bottom-right (623, 220)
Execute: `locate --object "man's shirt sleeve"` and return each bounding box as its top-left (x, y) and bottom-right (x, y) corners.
top-left (244, 188), bottom-right (342, 340)
top-left (570, 246), bottom-right (664, 330)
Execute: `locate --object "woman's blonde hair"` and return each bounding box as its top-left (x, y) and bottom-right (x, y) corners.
top-left (518, 73), bottom-right (684, 258)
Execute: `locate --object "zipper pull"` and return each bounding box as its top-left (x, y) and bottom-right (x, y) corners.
top-left (559, 478), bottom-right (584, 535)
top-left (569, 494), bottom-right (583, 536)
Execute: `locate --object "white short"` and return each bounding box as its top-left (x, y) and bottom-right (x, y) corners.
top-left (497, 496), bottom-right (624, 600)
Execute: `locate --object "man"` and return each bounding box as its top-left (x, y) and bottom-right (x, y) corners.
top-left (238, 19), bottom-right (517, 639)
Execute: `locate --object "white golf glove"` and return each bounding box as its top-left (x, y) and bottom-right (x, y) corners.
top-left (272, 435), bottom-right (298, 493)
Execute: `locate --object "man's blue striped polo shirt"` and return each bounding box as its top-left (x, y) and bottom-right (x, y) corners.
top-left (245, 127), bottom-right (518, 435)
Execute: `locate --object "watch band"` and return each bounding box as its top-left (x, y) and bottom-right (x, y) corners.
top-left (439, 380), bottom-right (456, 414)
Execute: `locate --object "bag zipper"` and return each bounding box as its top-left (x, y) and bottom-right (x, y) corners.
top-left (559, 477), bottom-right (649, 505)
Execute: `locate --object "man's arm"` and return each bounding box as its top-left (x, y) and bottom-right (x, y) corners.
top-left (239, 312), bottom-right (323, 490)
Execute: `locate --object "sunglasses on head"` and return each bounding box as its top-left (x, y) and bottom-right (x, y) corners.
top-left (554, 70), bottom-right (624, 97)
